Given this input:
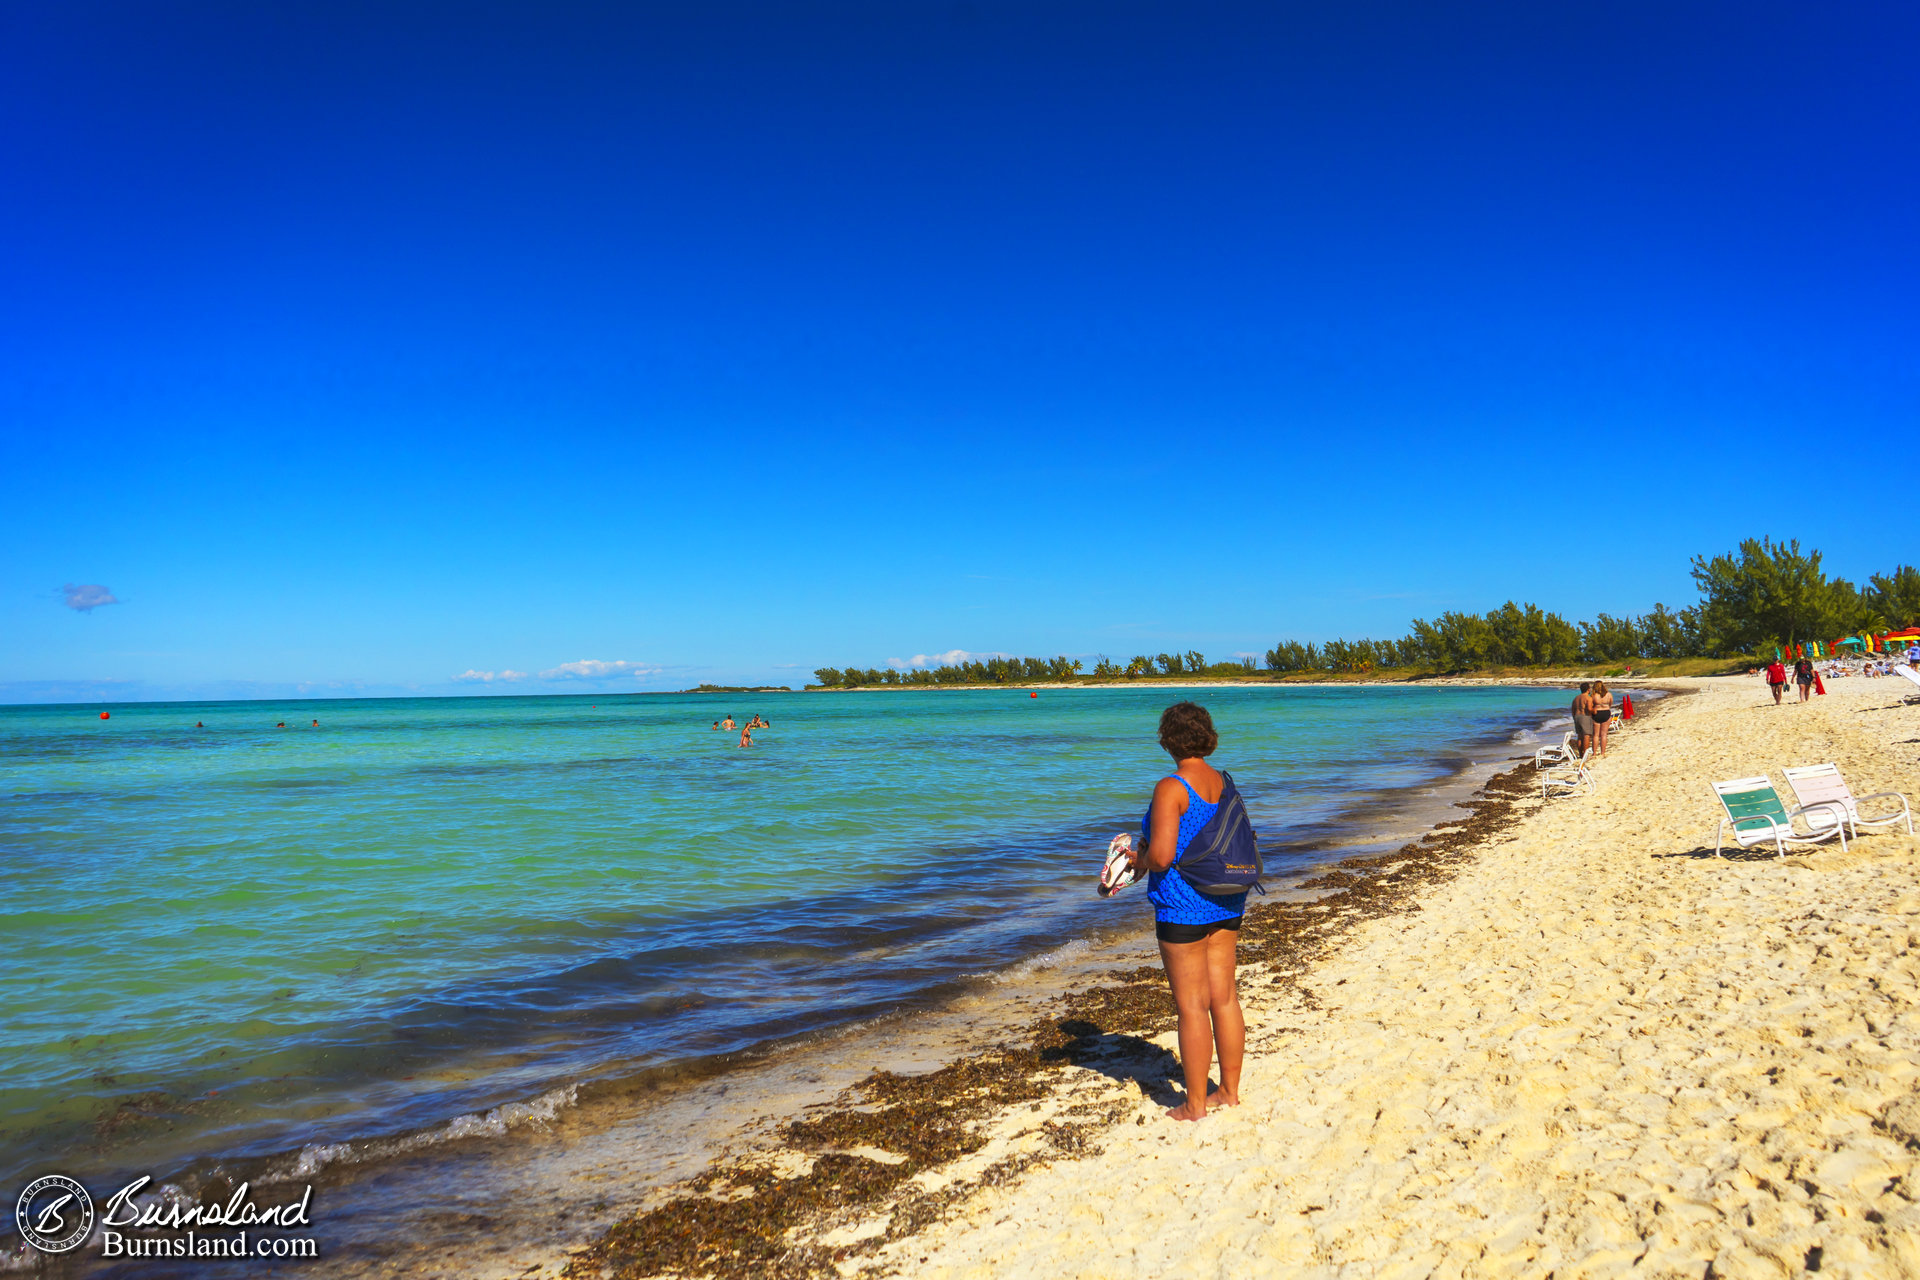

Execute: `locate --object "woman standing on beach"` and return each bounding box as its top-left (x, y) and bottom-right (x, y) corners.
top-left (1127, 702), bottom-right (1246, 1122)
top-left (1590, 680), bottom-right (1613, 756)
top-left (1793, 656), bottom-right (1816, 702)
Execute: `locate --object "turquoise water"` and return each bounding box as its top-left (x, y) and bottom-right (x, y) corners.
top-left (0, 685), bottom-right (1561, 1189)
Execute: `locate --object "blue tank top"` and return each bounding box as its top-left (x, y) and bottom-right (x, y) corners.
top-left (1143, 775), bottom-right (1248, 926)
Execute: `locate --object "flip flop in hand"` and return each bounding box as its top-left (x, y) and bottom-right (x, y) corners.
top-left (1098, 832), bottom-right (1143, 898)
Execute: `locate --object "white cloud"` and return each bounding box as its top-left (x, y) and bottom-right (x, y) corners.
top-left (63, 583), bottom-right (120, 612)
top-left (538, 659), bottom-right (660, 681)
top-left (454, 669), bottom-right (529, 683)
top-left (889, 649), bottom-right (1006, 670)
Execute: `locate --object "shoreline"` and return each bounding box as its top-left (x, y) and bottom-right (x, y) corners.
top-left (35, 691), bottom-right (1578, 1277)
top-left (850, 674), bottom-right (1920, 1277)
top-left (503, 671), bottom-right (1920, 1278)
top-left (561, 708), bottom-right (1595, 1279)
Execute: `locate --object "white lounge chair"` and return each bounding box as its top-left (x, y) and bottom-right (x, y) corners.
top-left (1541, 749), bottom-right (1594, 799)
top-left (1896, 664), bottom-right (1920, 692)
top-left (1781, 763), bottom-right (1914, 839)
top-left (1710, 776), bottom-right (1850, 858)
top-left (1534, 732), bottom-right (1578, 768)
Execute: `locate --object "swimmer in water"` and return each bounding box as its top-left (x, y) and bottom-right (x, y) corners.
top-left (276, 722), bottom-right (286, 728)
top-left (721, 715), bottom-right (737, 730)
top-left (739, 726), bottom-right (752, 748)
top-left (311, 719), bottom-right (319, 727)
top-left (711, 720), bottom-right (719, 730)
top-left (195, 721), bottom-right (204, 728)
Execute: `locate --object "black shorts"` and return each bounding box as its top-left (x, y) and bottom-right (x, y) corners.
top-left (1156, 918), bottom-right (1242, 944)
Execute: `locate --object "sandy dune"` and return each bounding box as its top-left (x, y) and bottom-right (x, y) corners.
top-left (878, 676), bottom-right (1920, 1279)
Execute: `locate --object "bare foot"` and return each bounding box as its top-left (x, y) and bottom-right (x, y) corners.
top-left (1207, 1088), bottom-right (1241, 1108)
top-left (1165, 1100), bottom-right (1207, 1122)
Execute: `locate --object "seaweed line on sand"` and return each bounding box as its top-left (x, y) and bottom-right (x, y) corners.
top-left (563, 699), bottom-right (1680, 1280)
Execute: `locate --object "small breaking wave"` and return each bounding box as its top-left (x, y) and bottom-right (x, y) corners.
top-left (973, 938), bottom-right (1096, 984)
top-left (260, 1084), bottom-right (580, 1185)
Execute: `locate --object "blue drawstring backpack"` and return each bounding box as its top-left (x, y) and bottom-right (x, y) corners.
top-left (1172, 771), bottom-right (1266, 896)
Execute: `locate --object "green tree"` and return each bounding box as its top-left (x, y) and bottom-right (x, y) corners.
top-left (1410, 612), bottom-right (1495, 670)
top-left (1869, 566), bottom-right (1920, 629)
top-left (813, 667), bottom-right (844, 686)
top-left (1691, 538), bottom-right (1861, 652)
top-left (1183, 650), bottom-right (1205, 673)
top-left (1633, 604), bottom-right (1704, 658)
top-left (1578, 613), bottom-right (1641, 662)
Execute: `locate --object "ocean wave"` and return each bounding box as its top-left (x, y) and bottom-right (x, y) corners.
top-left (261, 1084), bottom-right (580, 1185)
top-left (973, 938), bottom-right (1097, 984)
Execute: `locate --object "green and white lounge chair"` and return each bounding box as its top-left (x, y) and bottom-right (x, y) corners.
top-left (1781, 763), bottom-right (1914, 839)
top-left (1541, 749), bottom-right (1594, 799)
top-left (1710, 776), bottom-right (1850, 858)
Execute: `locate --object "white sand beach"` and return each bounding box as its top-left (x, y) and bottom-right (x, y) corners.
top-left (852, 674), bottom-right (1920, 1278)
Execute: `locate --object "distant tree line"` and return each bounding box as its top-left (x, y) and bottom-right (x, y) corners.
top-left (814, 655), bottom-right (1085, 687)
top-left (813, 650), bottom-right (1264, 688)
top-left (811, 541), bottom-right (1920, 685)
top-left (1263, 539), bottom-right (1920, 674)
top-left (1096, 651), bottom-right (1258, 679)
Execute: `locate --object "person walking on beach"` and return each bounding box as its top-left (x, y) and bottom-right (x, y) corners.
top-left (1590, 681), bottom-right (1614, 756)
top-left (1571, 682), bottom-right (1595, 755)
top-left (1765, 659), bottom-right (1788, 705)
top-left (1125, 702), bottom-right (1247, 1122)
top-left (1793, 656), bottom-right (1816, 702)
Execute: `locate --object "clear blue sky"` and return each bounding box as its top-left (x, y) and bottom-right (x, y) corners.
top-left (4, 2), bottom-right (1916, 700)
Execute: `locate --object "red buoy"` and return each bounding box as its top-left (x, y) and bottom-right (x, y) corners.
top-left (1029, 691), bottom-right (1038, 698)
top-left (100, 711), bottom-right (110, 719)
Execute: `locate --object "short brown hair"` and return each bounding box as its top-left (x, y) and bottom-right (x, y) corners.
top-left (1158, 702), bottom-right (1218, 759)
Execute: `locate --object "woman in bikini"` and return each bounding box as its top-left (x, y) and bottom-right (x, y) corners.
top-left (1125, 702), bottom-right (1246, 1122)
top-left (1590, 680), bottom-right (1614, 756)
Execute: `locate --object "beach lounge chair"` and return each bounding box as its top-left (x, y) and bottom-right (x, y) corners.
top-left (1781, 763), bottom-right (1914, 839)
top-left (1710, 776), bottom-right (1849, 858)
top-left (1896, 665), bottom-right (1920, 692)
top-left (1533, 732), bottom-right (1577, 768)
top-left (1541, 749), bottom-right (1594, 799)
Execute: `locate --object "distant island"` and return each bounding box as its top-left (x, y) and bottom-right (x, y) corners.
top-left (688, 684), bottom-right (793, 694)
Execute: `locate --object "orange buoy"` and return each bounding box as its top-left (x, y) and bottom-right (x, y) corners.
top-left (100, 711), bottom-right (110, 719)
top-left (1029, 691), bottom-right (1038, 698)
